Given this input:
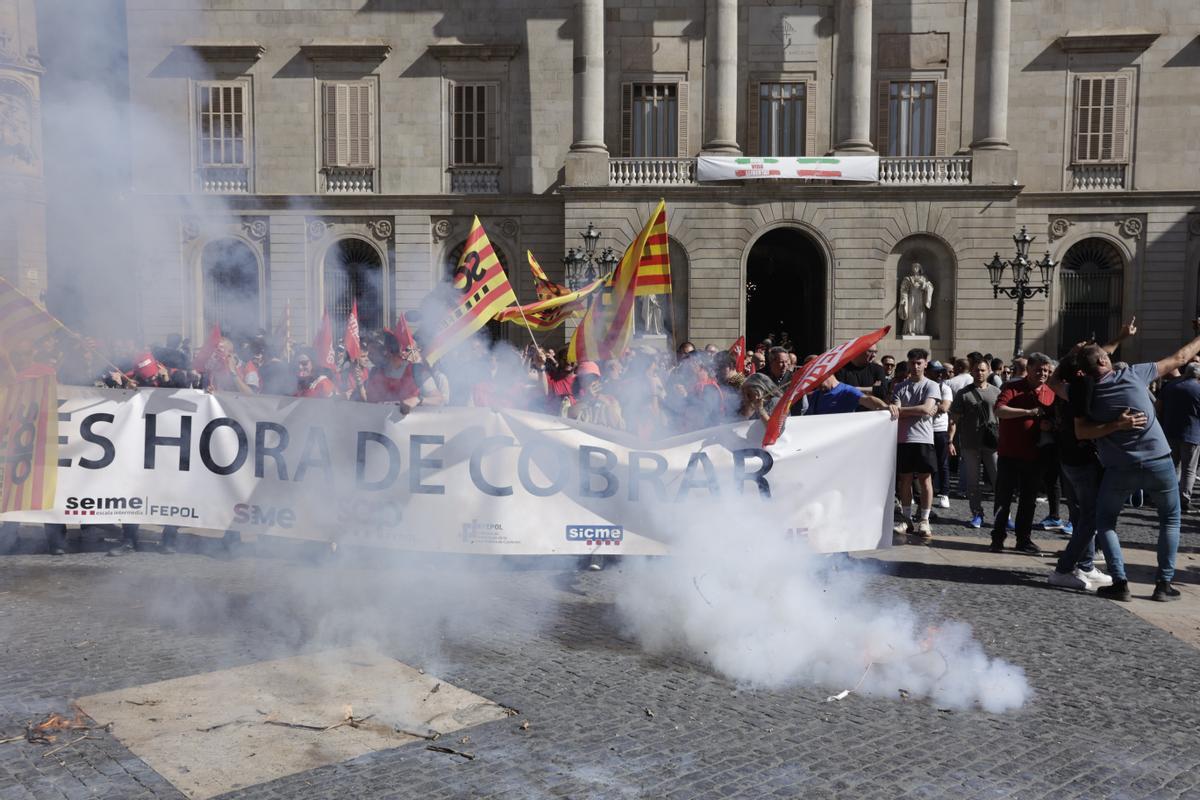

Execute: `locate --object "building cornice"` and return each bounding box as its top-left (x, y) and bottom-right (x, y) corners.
top-left (1055, 31), bottom-right (1160, 53)
top-left (1019, 190), bottom-right (1200, 205)
top-left (560, 184), bottom-right (1025, 202)
top-left (180, 40), bottom-right (265, 62)
top-left (299, 41), bottom-right (392, 62)
top-left (427, 43), bottom-right (521, 62)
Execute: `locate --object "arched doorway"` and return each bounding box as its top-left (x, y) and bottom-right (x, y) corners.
top-left (1058, 237), bottom-right (1124, 352)
top-left (324, 238), bottom-right (385, 332)
top-left (202, 238), bottom-right (260, 343)
top-left (745, 227), bottom-right (825, 355)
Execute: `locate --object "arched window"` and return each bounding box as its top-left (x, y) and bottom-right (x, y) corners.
top-left (202, 238), bottom-right (260, 343)
top-left (324, 238), bottom-right (385, 332)
top-left (1058, 238), bottom-right (1124, 351)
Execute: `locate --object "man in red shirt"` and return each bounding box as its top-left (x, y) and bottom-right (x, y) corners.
top-left (991, 352), bottom-right (1056, 554)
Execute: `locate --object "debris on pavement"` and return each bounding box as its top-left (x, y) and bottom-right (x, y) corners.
top-left (426, 744), bottom-right (475, 761)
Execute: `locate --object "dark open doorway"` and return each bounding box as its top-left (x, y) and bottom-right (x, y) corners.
top-left (745, 228), bottom-right (825, 355)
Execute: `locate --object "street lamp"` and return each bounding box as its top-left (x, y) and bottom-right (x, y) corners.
top-left (985, 226), bottom-right (1058, 358)
top-left (563, 223), bottom-right (618, 291)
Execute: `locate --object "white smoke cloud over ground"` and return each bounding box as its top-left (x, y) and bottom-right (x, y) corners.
top-left (614, 525), bottom-right (1031, 713)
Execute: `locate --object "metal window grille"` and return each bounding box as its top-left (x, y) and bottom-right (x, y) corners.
top-left (758, 82), bottom-right (807, 157)
top-left (202, 238), bottom-right (260, 341)
top-left (451, 83), bottom-right (498, 165)
top-left (1073, 76), bottom-right (1129, 163)
top-left (324, 239), bottom-right (385, 332)
top-left (1058, 238), bottom-right (1123, 351)
top-left (631, 83), bottom-right (678, 157)
top-left (197, 84), bottom-right (246, 166)
top-left (322, 82), bottom-right (374, 168)
top-left (887, 81), bottom-right (936, 157)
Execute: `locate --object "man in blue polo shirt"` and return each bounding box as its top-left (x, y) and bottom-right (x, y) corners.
top-left (1074, 327), bottom-right (1200, 602)
top-left (806, 372), bottom-right (892, 415)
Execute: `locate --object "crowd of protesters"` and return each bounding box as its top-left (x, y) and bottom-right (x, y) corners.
top-left (3, 318), bottom-right (1197, 600)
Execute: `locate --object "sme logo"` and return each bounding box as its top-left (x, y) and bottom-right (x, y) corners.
top-left (565, 525), bottom-right (624, 547)
top-left (232, 503), bottom-right (296, 529)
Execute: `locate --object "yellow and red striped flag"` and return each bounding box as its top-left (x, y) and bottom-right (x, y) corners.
top-left (494, 274), bottom-right (606, 332)
top-left (528, 251), bottom-right (571, 301)
top-left (568, 199), bottom-right (664, 363)
top-left (0, 277), bottom-right (67, 361)
top-left (0, 372), bottom-right (58, 512)
top-left (426, 216), bottom-right (519, 364)
top-left (633, 203), bottom-right (671, 297)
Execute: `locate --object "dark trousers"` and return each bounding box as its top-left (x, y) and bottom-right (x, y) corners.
top-left (993, 455), bottom-right (1042, 544)
top-left (933, 430), bottom-right (951, 496)
top-left (1039, 445), bottom-right (1061, 519)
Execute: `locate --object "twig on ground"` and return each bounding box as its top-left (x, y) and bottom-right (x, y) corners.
top-left (0, 735), bottom-right (25, 745)
top-left (197, 719), bottom-right (251, 733)
top-left (322, 714), bottom-right (375, 732)
top-left (426, 745), bottom-right (475, 761)
top-left (692, 575), bottom-right (713, 607)
top-left (396, 728), bottom-right (441, 741)
top-left (42, 734), bottom-right (90, 759)
top-left (263, 720), bottom-right (327, 732)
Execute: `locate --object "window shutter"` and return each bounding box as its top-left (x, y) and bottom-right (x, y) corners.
top-left (746, 80), bottom-right (760, 156)
top-left (335, 84), bottom-right (350, 166)
top-left (876, 81), bottom-right (891, 155)
top-left (621, 83), bottom-right (633, 157)
top-left (1111, 73), bottom-right (1130, 162)
top-left (805, 80), bottom-right (818, 156)
top-left (348, 85), bottom-right (363, 166)
top-left (676, 81), bottom-right (689, 157)
top-left (485, 83), bottom-right (499, 164)
top-left (1071, 75), bottom-right (1084, 162)
top-left (934, 79), bottom-right (949, 156)
top-left (322, 83), bottom-right (339, 167)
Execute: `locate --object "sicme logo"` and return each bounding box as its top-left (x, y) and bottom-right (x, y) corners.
top-left (565, 525), bottom-right (624, 547)
top-left (64, 496), bottom-right (145, 517)
top-left (232, 503), bottom-right (296, 529)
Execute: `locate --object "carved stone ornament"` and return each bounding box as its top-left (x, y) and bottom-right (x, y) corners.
top-left (181, 219), bottom-right (201, 242)
top-left (307, 219), bottom-right (328, 241)
top-left (1188, 216), bottom-right (1200, 239)
top-left (1049, 217), bottom-right (1071, 241)
top-left (1119, 217), bottom-right (1143, 239)
top-left (0, 79), bottom-right (36, 167)
top-left (499, 217), bottom-right (520, 239)
top-left (241, 219), bottom-right (268, 240)
top-left (432, 218), bottom-right (453, 242)
top-left (368, 218), bottom-right (394, 240)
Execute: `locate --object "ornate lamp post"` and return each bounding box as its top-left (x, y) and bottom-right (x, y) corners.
top-left (562, 223), bottom-right (618, 291)
top-left (986, 226), bottom-right (1058, 358)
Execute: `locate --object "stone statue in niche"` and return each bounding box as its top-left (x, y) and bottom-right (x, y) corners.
top-left (637, 295), bottom-right (665, 336)
top-left (898, 261), bottom-right (935, 337)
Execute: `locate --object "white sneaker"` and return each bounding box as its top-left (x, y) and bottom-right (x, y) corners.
top-left (1078, 567), bottom-right (1113, 588)
top-left (915, 519), bottom-right (934, 540)
top-left (1047, 569), bottom-right (1091, 591)
top-left (936, 495), bottom-right (950, 509)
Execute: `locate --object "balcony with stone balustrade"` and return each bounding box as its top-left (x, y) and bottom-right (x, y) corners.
top-left (606, 155), bottom-right (975, 188)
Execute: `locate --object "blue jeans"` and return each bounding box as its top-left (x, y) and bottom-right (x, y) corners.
top-left (1057, 461), bottom-right (1120, 575)
top-left (1093, 455), bottom-right (1180, 583)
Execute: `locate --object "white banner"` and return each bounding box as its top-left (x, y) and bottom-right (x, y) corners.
top-left (1, 387), bottom-right (895, 555)
top-left (696, 155), bottom-right (879, 182)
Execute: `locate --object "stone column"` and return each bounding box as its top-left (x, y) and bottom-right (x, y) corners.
top-left (702, 0), bottom-right (739, 154)
top-left (566, 0), bottom-right (608, 185)
top-left (971, 0), bottom-right (1011, 149)
top-left (570, 0), bottom-right (606, 154)
top-left (834, 0), bottom-right (874, 153)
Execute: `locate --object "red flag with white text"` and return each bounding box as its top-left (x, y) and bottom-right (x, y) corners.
top-left (762, 326), bottom-right (891, 447)
top-left (344, 301), bottom-right (362, 361)
top-left (314, 312), bottom-right (336, 371)
top-left (730, 335), bottom-right (746, 374)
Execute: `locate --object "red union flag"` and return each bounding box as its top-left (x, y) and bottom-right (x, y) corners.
top-left (344, 300), bottom-right (361, 361)
top-left (730, 335), bottom-right (746, 373)
top-left (762, 326), bottom-right (891, 447)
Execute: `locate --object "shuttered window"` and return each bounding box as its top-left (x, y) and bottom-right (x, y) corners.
top-left (1072, 75), bottom-right (1131, 164)
top-left (197, 83), bottom-right (247, 166)
top-left (321, 82), bottom-right (374, 168)
top-left (622, 82), bottom-right (688, 157)
top-left (450, 83), bottom-right (499, 165)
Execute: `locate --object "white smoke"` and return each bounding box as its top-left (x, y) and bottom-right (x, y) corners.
top-left (614, 525), bottom-right (1030, 713)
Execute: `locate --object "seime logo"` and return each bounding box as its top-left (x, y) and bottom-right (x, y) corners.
top-left (565, 525), bottom-right (624, 546)
top-left (65, 496), bottom-right (143, 511)
top-left (232, 503), bottom-right (295, 529)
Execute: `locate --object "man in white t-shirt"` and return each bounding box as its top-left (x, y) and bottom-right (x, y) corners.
top-left (890, 348), bottom-right (942, 542)
top-left (930, 362), bottom-right (956, 508)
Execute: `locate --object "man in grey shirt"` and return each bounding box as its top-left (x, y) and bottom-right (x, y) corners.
top-left (1073, 327), bottom-right (1200, 602)
top-left (889, 348), bottom-right (941, 543)
top-left (949, 358), bottom-right (1000, 528)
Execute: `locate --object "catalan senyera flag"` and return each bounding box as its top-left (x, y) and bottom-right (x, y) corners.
top-left (528, 251), bottom-right (570, 301)
top-left (568, 200), bottom-right (664, 363)
top-left (633, 202), bottom-right (671, 297)
top-left (0, 373), bottom-right (58, 512)
top-left (494, 274), bottom-right (606, 332)
top-left (0, 277), bottom-right (67, 363)
top-left (426, 216), bottom-right (519, 364)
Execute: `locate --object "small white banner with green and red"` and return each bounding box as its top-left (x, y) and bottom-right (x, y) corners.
top-left (696, 155), bottom-right (879, 183)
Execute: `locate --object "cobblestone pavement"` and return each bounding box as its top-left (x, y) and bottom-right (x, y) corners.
top-left (2, 496), bottom-right (1199, 800)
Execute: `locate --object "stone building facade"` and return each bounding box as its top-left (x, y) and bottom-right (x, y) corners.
top-left (105, 0), bottom-right (1200, 362)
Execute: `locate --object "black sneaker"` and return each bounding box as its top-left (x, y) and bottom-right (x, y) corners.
top-left (1096, 580), bottom-right (1131, 602)
top-left (1013, 541), bottom-right (1041, 555)
top-left (988, 537), bottom-right (1006, 553)
top-left (1151, 581), bottom-right (1181, 602)
top-left (106, 543), bottom-right (134, 557)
